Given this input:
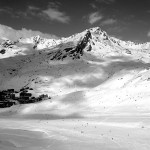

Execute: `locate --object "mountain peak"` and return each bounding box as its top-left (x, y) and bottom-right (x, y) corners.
top-left (88, 27), bottom-right (100, 32)
top-left (88, 27), bottom-right (106, 34)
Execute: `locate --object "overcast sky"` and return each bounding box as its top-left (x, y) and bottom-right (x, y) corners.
top-left (0, 0), bottom-right (150, 42)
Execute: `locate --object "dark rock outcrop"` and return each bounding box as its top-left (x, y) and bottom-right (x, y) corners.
top-left (50, 30), bottom-right (92, 60)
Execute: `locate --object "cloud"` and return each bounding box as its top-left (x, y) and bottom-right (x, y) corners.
top-left (20, 5), bottom-right (41, 18)
top-left (101, 18), bottom-right (117, 26)
top-left (0, 7), bottom-right (17, 18)
top-left (0, 6), bottom-right (36, 18)
top-left (95, 0), bottom-right (116, 4)
top-left (41, 2), bottom-right (70, 23)
top-left (0, 2), bottom-right (70, 24)
top-left (88, 12), bottom-right (103, 24)
top-left (42, 8), bottom-right (70, 23)
top-left (28, 6), bottom-right (40, 11)
top-left (0, 7), bottom-right (11, 13)
top-left (0, 24), bottom-right (58, 41)
top-left (90, 3), bottom-right (97, 9)
top-left (148, 31), bottom-right (150, 37)
top-left (90, 0), bottom-right (116, 9)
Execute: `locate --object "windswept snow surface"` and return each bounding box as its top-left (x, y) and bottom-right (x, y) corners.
top-left (0, 27), bottom-right (150, 150)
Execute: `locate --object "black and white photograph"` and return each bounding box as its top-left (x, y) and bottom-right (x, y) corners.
top-left (0, 0), bottom-right (150, 149)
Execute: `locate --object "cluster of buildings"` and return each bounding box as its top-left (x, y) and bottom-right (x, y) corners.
top-left (0, 88), bottom-right (50, 108)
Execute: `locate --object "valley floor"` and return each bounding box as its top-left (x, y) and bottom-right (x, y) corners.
top-left (0, 115), bottom-right (150, 150)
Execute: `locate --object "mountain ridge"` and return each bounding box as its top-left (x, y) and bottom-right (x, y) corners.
top-left (1, 26), bottom-right (150, 54)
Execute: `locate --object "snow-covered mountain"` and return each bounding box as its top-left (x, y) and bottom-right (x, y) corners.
top-left (1, 26), bottom-right (150, 150)
top-left (0, 26), bottom-right (150, 111)
top-left (1, 27), bottom-right (150, 96)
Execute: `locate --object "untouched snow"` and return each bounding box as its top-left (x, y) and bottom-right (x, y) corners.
top-left (0, 27), bottom-right (150, 150)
